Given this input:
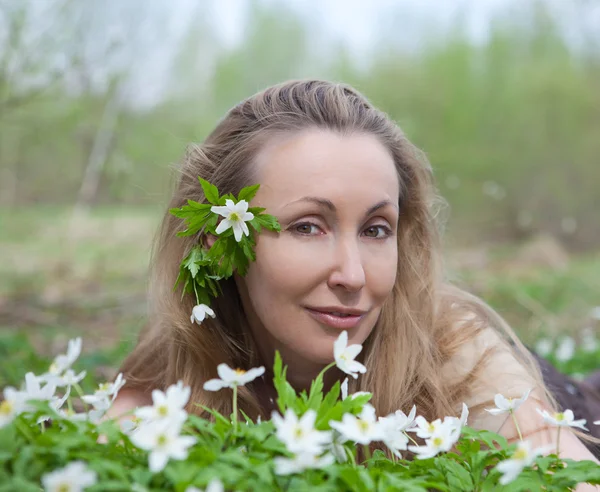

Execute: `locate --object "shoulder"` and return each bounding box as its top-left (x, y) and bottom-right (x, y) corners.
top-left (440, 318), bottom-right (542, 432)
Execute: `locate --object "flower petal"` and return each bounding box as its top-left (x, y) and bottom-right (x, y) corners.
top-left (215, 218), bottom-right (232, 235)
top-left (203, 379), bottom-right (229, 392)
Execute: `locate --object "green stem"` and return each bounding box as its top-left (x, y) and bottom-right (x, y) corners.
top-left (510, 410), bottom-right (523, 441)
top-left (73, 383), bottom-right (89, 412)
top-left (556, 426), bottom-right (561, 457)
top-left (232, 384), bottom-right (238, 433)
top-left (362, 444), bottom-right (372, 463)
top-left (405, 432), bottom-right (419, 447)
top-left (315, 362), bottom-right (336, 385)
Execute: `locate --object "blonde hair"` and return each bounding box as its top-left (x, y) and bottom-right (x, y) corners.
top-left (118, 79), bottom-right (549, 424)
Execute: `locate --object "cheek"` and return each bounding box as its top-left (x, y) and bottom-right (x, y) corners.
top-left (243, 236), bottom-right (317, 307)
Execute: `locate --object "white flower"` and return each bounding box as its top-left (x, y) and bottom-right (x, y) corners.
top-left (408, 419), bottom-right (459, 459)
top-left (495, 441), bottom-right (547, 485)
top-left (81, 373), bottom-right (126, 411)
top-left (329, 404), bottom-right (383, 445)
top-left (581, 327), bottom-right (598, 353)
top-left (41, 461), bottom-right (97, 492)
top-left (190, 304), bottom-right (216, 325)
top-left (333, 331), bottom-right (367, 379)
top-left (130, 418), bottom-right (197, 473)
top-left (340, 377), bottom-right (371, 401)
top-left (534, 338), bottom-right (553, 357)
top-left (135, 381), bottom-right (190, 424)
top-left (185, 479), bottom-right (224, 492)
top-left (409, 416), bottom-right (443, 439)
top-left (38, 338), bottom-right (83, 384)
top-left (0, 387), bottom-right (26, 428)
top-left (536, 408), bottom-right (588, 430)
top-left (203, 364), bottom-right (265, 391)
top-left (274, 452), bottom-right (335, 475)
top-left (555, 336), bottom-right (576, 362)
top-left (55, 369), bottom-right (87, 388)
top-left (20, 372), bottom-right (57, 411)
top-left (327, 433), bottom-right (349, 463)
top-left (272, 408), bottom-right (332, 455)
top-left (594, 420), bottom-right (600, 425)
top-left (392, 405), bottom-right (418, 432)
top-left (485, 389), bottom-right (531, 416)
top-left (211, 199), bottom-right (254, 242)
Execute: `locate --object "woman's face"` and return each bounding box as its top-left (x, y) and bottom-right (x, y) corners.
top-left (236, 128), bottom-right (400, 380)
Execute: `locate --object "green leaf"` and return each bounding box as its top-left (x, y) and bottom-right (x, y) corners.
top-left (199, 177), bottom-right (220, 205)
top-left (237, 184), bottom-right (260, 203)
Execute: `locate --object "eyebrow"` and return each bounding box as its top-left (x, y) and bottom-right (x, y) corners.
top-left (285, 196), bottom-right (398, 219)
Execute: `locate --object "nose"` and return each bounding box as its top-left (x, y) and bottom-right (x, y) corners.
top-left (327, 236), bottom-right (366, 292)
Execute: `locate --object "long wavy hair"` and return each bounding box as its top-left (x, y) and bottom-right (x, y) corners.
top-left (118, 79), bottom-right (548, 424)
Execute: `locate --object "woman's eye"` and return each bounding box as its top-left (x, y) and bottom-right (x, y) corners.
top-left (293, 223), bottom-right (322, 235)
top-left (363, 225), bottom-right (391, 238)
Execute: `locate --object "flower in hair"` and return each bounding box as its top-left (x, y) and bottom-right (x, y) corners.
top-left (333, 331), bottom-right (367, 379)
top-left (210, 199), bottom-right (254, 243)
top-left (191, 304), bottom-right (216, 325)
top-left (203, 363), bottom-right (265, 391)
top-left (170, 178), bottom-right (281, 310)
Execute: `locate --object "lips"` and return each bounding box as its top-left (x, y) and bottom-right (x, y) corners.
top-left (304, 306), bottom-right (367, 329)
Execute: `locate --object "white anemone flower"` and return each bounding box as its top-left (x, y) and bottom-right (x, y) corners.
top-left (409, 416), bottom-right (443, 439)
top-left (41, 461), bottom-right (97, 492)
top-left (377, 415), bottom-right (410, 458)
top-left (135, 381), bottom-right (190, 424)
top-left (130, 418), bottom-right (197, 473)
top-left (496, 441), bottom-right (549, 485)
top-left (185, 479), bottom-right (224, 492)
top-left (38, 338), bottom-right (83, 384)
top-left (274, 452), bottom-right (335, 476)
top-left (536, 408), bottom-right (588, 430)
top-left (55, 369), bottom-right (87, 389)
top-left (210, 199), bottom-right (254, 242)
top-left (340, 377), bottom-right (371, 401)
top-left (190, 304), bottom-right (216, 325)
top-left (554, 336), bottom-right (576, 362)
top-left (0, 387), bottom-right (26, 428)
top-left (272, 408), bottom-right (332, 455)
top-left (203, 364), bottom-right (265, 391)
top-left (485, 389), bottom-right (531, 416)
top-left (329, 403), bottom-right (383, 445)
top-left (408, 419), bottom-right (460, 459)
top-left (81, 373), bottom-right (126, 411)
top-left (333, 331), bottom-right (367, 379)
top-left (534, 338), bottom-right (553, 357)
top-left (20, 372), bottom-right (57, 412)
top-left (594, 420), bottom-right (600, 425)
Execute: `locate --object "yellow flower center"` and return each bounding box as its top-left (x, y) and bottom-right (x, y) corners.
top-left (157, 434), bottom-right (167, 446)
top-left (49, 362), bottom-right (59, 373)
top-left (157, 405), bottom-right (168, 417)
top-left (427, 423), bottom-right (435, 432)
top-left (234, 368), bottom-right (247, 376)
top-left (57, 484), bottom-right (70, 492)
top-left (358, 420), bottom-right (370, 433)
top-left (433, 437), bottom-right (444, 447)
top-left (556, 413), bottom-right (565, 421)
top-left (99, 383), bottom-right (110, 392)
top-left (229, 212), bottom-right (240, 222)
top-left (294, 427), bottom-right (304, 439)
top-left (0, 400), bottom-right (13, 416)
top-left (514, 448), bottom-right (528, 460)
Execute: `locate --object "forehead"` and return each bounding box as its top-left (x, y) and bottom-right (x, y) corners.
top-left (252, 129), bottom-right (400, 208)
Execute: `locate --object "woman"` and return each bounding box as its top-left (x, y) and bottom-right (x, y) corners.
top-left (110, 80), bottom-right (599, 468)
